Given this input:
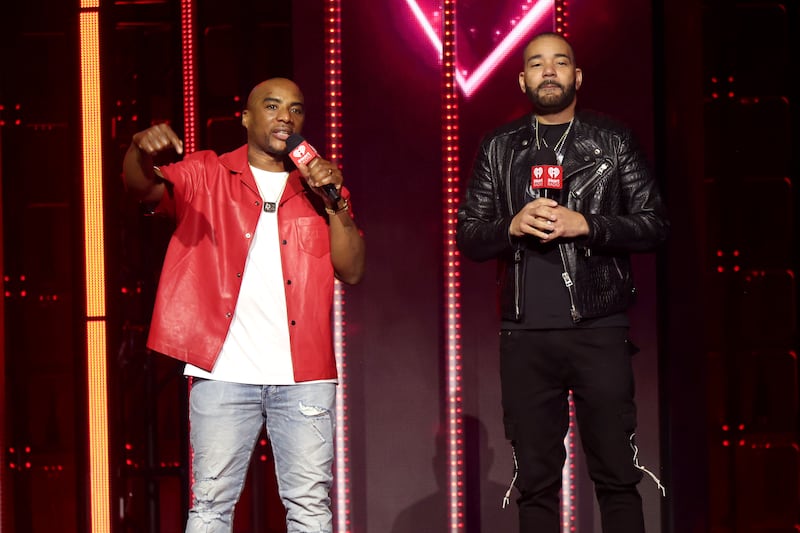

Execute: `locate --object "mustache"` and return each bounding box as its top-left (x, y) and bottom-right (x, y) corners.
top-left (537, 81), bottom-right (564, 91)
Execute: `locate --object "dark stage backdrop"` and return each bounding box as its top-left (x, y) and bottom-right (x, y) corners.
top-left (293, 1), bottom-right (664, 532)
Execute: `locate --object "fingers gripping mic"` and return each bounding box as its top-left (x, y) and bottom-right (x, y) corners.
top-left (285, 134), bottom-right (341, 203)
top-left (530, 147), bottom-right (563, 200)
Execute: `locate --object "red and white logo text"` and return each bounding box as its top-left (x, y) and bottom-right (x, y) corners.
top-left (531, 165), bottom-right (563, 189)
top-left (290, 143), bottom-right (316, 165)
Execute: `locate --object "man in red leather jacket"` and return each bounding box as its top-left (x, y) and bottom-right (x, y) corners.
top-left (123, 77), bottom-right (365, 533)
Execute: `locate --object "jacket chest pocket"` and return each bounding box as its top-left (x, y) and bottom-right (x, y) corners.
top-left (296, 216), bottom-right (330, 258)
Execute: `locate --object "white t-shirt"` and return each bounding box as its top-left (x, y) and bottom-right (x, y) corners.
top-left (184, 168), bottom-right (296, 384)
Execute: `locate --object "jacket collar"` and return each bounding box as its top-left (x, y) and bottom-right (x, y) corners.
top-left (218, 144), bottom-right (250, 174)
top-left (218, 144), bottom-right (304, 202)
top-left (506, 113), bottom-right (603, 211)
top-left (518, 113), bottom-right (603, 178)
top-left (560, 114), bottom-right (604, 179)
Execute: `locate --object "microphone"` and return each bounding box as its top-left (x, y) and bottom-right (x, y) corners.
top-left (530, 147), bottom-right (563, 200)
top-left (285, 134), bottom-right (341, 203)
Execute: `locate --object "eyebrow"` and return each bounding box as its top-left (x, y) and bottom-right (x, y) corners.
top-left (526, 52), bottom-right (572, 63)
top-left (262, 96), bottom-right (304, 107)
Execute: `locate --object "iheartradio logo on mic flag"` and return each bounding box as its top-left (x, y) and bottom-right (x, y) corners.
top-left (289, 141), bottom-right (316, 166)
top-left (531, 165), bottom-right (563, 189)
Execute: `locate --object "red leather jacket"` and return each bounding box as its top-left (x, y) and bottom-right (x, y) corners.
top-left (147, 145), bottom-right (343, 381)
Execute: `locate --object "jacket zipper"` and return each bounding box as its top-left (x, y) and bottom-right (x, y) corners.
top-left (505, 149), bottom-right (526, 319)
top-left (569, 161), bottom-right (610, 199)
top-left (558, 244), bottom-right (580, 322)
top-left (555, 159), bottom-right (611, 322)
top-left (513, 249), bottom-right (522, 318)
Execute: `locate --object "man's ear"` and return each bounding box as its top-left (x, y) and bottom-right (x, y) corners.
top-left (241, 110), bottom-right (249, 128)
top-left (575, 68), bottom-right (583, 91)
top-left (518, 72), bottom-right (526, 94)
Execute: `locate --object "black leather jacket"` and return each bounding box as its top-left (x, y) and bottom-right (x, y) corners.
top-left (456, 111), bottom-right (669, 322)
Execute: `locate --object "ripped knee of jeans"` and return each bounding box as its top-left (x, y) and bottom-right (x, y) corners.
top-left (189, 504), bottom-right (226, 528)
top-left (189, 477), bottom-right (231, 525)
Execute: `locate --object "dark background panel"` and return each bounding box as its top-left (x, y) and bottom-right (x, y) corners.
top-left (1, 0), bottom-right (798, 532)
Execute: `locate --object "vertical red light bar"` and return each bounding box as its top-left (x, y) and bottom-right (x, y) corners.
top-left (553, 5), bottom-right (575, 531)
top-left (180, 0), bottom-right (199, 155)
top-left (0, 104), bottom-right (5, 531)
top-left (561, 393), bottom-right (577, 531)
top-left (555, 0), bottom-right (570, 38)
top-left (0, 86), bottom-right (7, 533)
top-left (179, 0), bottom-right (199, 498)
top-left (324, 2), bottom-right (350, 532)
top-left (79, 1), bottom-right (111, 531)
top-left (441, 1), bottom-right (464, 532)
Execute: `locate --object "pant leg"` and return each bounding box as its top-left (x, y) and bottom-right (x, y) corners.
top-left (568, 327), bottom-right (645, 533)
top-left (264, 382), bottom-right (336, 533)
top-left (185, 379), bottom-right (265, 533)
top-left (500, 330), bottom-right (570, 533)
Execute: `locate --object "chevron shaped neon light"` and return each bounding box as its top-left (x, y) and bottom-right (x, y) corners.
top-left (404, 0), bottom-right (553, 97)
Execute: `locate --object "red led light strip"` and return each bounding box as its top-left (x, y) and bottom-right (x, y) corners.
top-left (441, 1), bottom-right (464, 531)
top-left (0, 75), bottom-right (6, 533)
top-left (179, 0), bottom-right (199, 497)
top-left (79, 1), bottom-right (111, 531)
top-left (555, 0), bottom-right (570, 38)
top-left (181, 0), bottom-right (199, 154)
top-left (562, 392), bottom-right (576, 531)
top-left (324, 2), bottom-right (351, 532)
top-left (553, 5), bottom-right (575, 531)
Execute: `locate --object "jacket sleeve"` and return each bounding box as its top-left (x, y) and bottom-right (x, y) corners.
top-left (156, 151), bottom-right (212, 221)
top-left (582, 130), bottom-right (670, 252)
top-left (456, 137), bottom-right (517, 262)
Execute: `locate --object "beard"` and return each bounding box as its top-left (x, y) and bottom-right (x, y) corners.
top-left (260, 133), bottom-right (290, 157)
top-left (525, 80), bottom-right (577, 114)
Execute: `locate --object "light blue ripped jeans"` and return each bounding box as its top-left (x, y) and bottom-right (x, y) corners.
top-left (185, 379), bottom-right (336, 533)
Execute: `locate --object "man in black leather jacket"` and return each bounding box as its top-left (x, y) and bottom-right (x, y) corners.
top-left (456, 33), bottom-right (668, 533)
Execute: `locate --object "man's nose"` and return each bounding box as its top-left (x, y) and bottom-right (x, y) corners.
top-left (276, 108), bottom-right (292, 122)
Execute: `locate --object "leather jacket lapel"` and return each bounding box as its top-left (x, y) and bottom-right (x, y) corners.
top-left (561, 132), bottom-right (607, 203)
top-left (507, 125), bottom-right (535, 215)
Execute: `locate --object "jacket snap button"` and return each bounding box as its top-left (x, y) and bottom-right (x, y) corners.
top-left (286, 280), bottom-right (292, 285)
top-left (245, 232), bottom-right (252, 239)
top-left (290, 320), bottom-right (296, 326)
top-left (225, 312), bottom-right (232, 318)
top-left (236, 272), bottom-right (242, 278)
top-left (282, 240), bottom-right (287, 245)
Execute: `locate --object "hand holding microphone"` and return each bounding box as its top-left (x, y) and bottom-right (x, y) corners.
top-left (285, 134), bottom-right (342, 204)
top-left (509, 147), bottom-right (587, 241)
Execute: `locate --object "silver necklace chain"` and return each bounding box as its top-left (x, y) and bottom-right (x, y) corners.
top-left (534, 117), bottom-right (574, 164)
